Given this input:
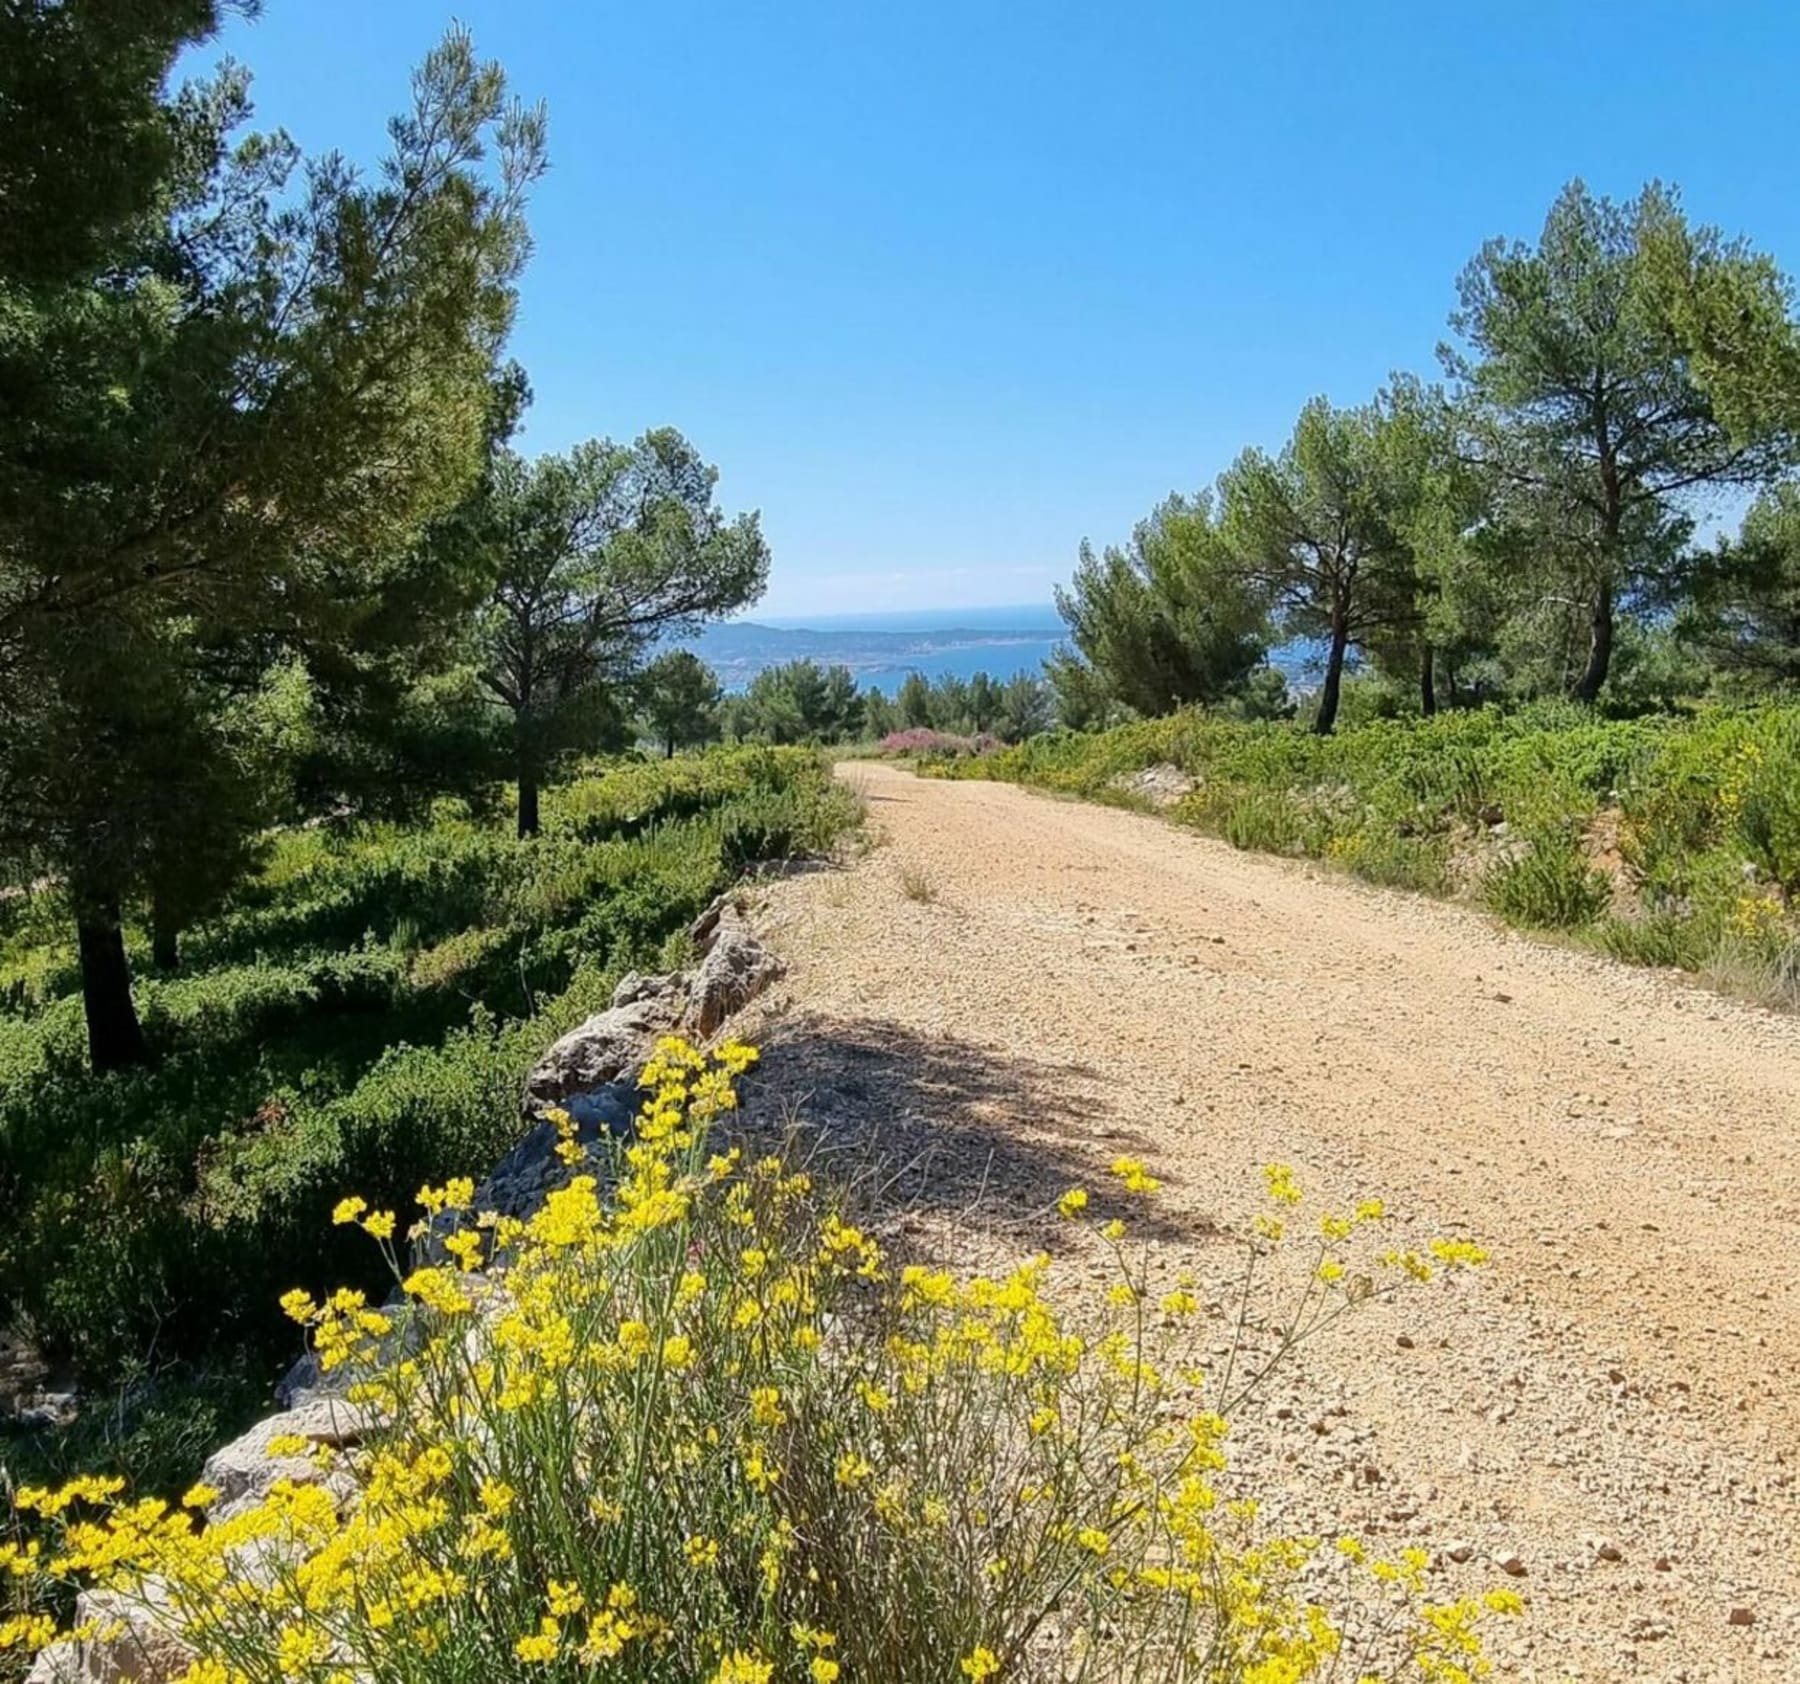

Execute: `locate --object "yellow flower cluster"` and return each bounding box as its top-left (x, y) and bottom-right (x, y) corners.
top-left (1717, 737), bottom-right (1765, 822)
top-left (1732, 891), bottom-right (1789, 940)
top-left (8, 1035), bottom-right (1509, 1684)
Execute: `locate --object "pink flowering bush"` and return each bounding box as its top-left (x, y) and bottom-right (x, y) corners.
top-left (876, 729), bottom-right (1001, 759)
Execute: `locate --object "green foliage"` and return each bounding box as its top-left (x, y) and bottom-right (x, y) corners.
top-left (2, 1366), bottom-right (268, 1512)
top-left (1213, 788), bottom-right (1311, 856)
top-left (996, 670), bottom-right (1053, 741)
top-left (471, 431), bottom-right (769, 833)
top-left (1482, 832), bottom-right (1609, 929)
top-left (734, 660), bottom-right (863, 744)
top-left (896, 671), bottom-right (934, 730)
top-left (1445, 180), bottom-right (1800, 702)
top-left (1680, 483), bottom-right (1800, 688)
top-left (721, 663), bottom-right (1055, 748)
top-left (0, 11), bottom-right (547, 1070)
top-left (1055, 494), bottom-right (1271, 718)
top-left (0, 751), bottom-right (854, 1391)
top-left (946, 701), bottom-right (1800, 1002)
top-left (636, 651), bottom-right (724, 759)
top-left (1043, 648), bottom-right (1126, 732)
top-left (1039, 180), bottom-right (1800, 739)
top-left (1217, 396), bottom-right (1430, 734)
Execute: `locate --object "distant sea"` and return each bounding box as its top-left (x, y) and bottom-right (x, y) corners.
top-left (680, 604), bottom-right (1322, 697)
top-left (683, 604), bottom-right (1069, 696)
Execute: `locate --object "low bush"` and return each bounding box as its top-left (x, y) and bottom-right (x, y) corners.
top-left (1481, 831), bottom-right (1610, 930)
top-left (875, 728), bottom-right (998, 760)
top-left (0, 750), bottom-right (857, 1399)
top-left (1323, 830), bottom-right (1451, 896)
top-left (947, 703), bottom-right (1800, 1005)
top-left (3, 1039), bottom-right (1514, 1684)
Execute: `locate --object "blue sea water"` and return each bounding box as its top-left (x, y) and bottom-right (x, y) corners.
top-left (757, 604), bottom-right (1066, 635)
top-left (863, 640), bottom-right (1065, 694)
top-left (684, 605), bottom-right (1320, 696)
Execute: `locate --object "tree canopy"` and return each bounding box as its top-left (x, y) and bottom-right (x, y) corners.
top-left (1055, 495), bottom-right (1270, 719)
top-left (1444, 180), bottom-right (1800, 701)
top-left (472, 430), bottom-right (769, 833)
top-left (1216, 397), bottom-right (1426, 734)
top-left (638, 650), bottom-right (724, 758)
top-left (1058, 179), bottom-right (1800, 732)
top-left (0, 7), bottom-right (545, 1068)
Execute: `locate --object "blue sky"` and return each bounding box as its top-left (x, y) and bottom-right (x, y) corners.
top-left (201, 2), bottom-right (1800, 617)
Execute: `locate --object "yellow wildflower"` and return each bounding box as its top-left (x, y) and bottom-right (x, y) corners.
top-left (714, 1651), bottom-right (774, 1684)
top-left (515, 1617), bottom-right (561, 1663)
top-left (1109, 1157), bottom-right (1162, 1195)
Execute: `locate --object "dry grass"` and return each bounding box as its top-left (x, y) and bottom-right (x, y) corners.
top-left (899, 865), bottom-right (938, 904)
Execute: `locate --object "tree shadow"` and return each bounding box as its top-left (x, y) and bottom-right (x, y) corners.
top-left (735, 1009), bottom-right (1208, 1251)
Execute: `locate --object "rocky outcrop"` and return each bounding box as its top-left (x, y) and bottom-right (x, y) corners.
top-left (520, 892), bottom-right (782, 1103)
top-left (30, 1584), bottom-right (196, 1684)
top-left (474, 1080), bottom-right (637, 1221)
top-left (681, 900), bottom-right (782, 1038)
top-left (28, 1400), bottom-right (375, 1683)
top-left (201, 1397), bottom-right (372, 1521)
top-left (1113, 762), bottom-right (1196, 809)
top-left (522, 996), bottom-right (678, 1108)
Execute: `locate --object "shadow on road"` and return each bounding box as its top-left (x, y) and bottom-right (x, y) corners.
top-left (736, 1009), bottom-right (1208, 1250)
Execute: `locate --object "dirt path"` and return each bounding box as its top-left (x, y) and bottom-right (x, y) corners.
top-left (737, 761), bottom-right (1800, 1684)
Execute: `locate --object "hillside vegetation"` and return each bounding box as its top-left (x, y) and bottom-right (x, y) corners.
top-left (0, 751), bottom-right (854, 1404)
top-left (933, 704), bottom-right (1800, 1006)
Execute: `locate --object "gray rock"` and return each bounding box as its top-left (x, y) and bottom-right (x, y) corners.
top-left (524, 996), bottom-right (675, 1107)
top-left (610, 970), bottom-right (682, 1010)
top-left (201, 1397), bottom-right (372, 1521)
top-left (688, 892), bottom-right (736, 950)
top-left (28, 1585), bottom-right (195, 1684)
top-left (1113, 762), bottom-right (1196, 809)
top-left (475, 1080), bottom-right (638, 1222)
top-left (684, 904), bottom-right (782, 1038)
top-left (27, 1400), bottom-right (372, 1684)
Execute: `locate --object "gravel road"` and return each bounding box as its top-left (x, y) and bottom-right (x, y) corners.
top-left (737, 760), bottom-right (1800, 1684)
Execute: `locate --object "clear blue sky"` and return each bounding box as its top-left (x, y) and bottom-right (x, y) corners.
top-left (202, 2), bottom-right (1800, 617)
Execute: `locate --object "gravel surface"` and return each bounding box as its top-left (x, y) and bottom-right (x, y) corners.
top-left (736, 761), bottom-right (1800, 1684)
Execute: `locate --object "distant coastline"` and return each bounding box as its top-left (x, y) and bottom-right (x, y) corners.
top-left (678, 604), bottom-right (1320, 696)
top-left (680, 605), bottom-right (1068, 695)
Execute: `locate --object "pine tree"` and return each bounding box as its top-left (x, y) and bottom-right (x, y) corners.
top-left (0, 9), bottom-right (544, 1069)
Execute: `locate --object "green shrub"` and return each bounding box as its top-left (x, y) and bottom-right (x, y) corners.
top-left (1482, 831), bottom-right (1610, 930)
top-left (1730, 717), bottom-right (1800, 893)
top-left (1594, 911), bottom-right (1711, 971)
top-left (1326, 829), bottom-right (1451, 896)
top-left (1216, 786), bottom-right (1309, 855)
top-left (0, 749), bottom-right (857, 1393)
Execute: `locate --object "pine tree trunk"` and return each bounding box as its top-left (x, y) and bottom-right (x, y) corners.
top-left (1572, 576), bottom-right (1614, 704)
top-left (517, 774), bottom-right (540, 839)
top-left (1420, 644), bottom-right (1437, 717)
top-left (665, 735), bottom-right (676, 760)
top-left (77, 902), bottom-right (149, 1073)
top-left (1313, 616), bottom-right (1351, 736)
top-left (151, 885), bottom-right (180, 972)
